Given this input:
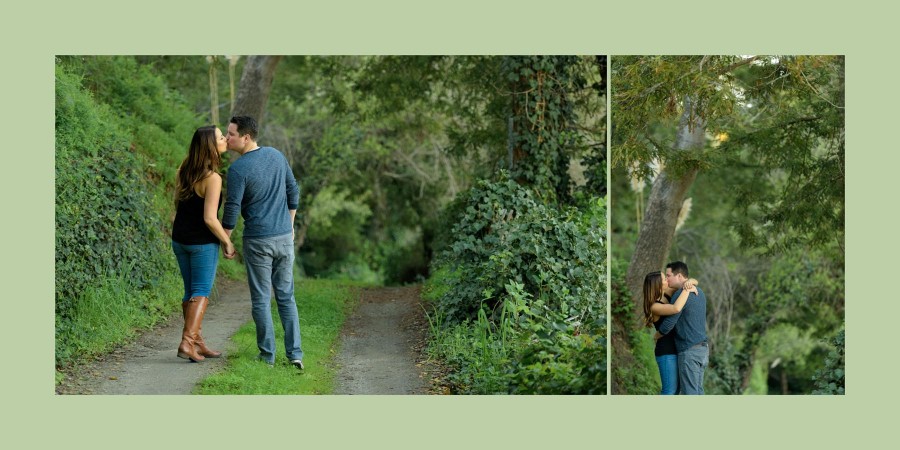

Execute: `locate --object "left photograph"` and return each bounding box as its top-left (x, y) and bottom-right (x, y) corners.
top-left (55, 55), bottom-right (609, 395)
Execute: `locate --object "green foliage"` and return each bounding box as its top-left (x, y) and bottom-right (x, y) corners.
top-left (704, 339), bottom-right (744, 395)
top-left (426, 281), bottom-right (606, 394)
top-left (612, 55), bottom-right (844, 254)
top-left (610, 257), bottom-right (637, 321)
top-left (421, 266), bottom-right (454, 303)
top-left (59, 56), bottom-right (199, 137)
top-left (301, 186), bottom-right (377, 278)
top-left (812, 328), bottom-right (845, 395)
top-left (55, 57), bottom-right (218, 368)
top-left (55, 66), bottom-right (176, 326)
top-left (55, 271), bottom-right (182, 364)
top-left (426, 175), bottom-right (607, 394)
top-left (612, 329), bottom-right (660, 396)
top-left (425, 305), bottom-right (516, 394)
top-left (609, 257), bottom-right (659, 394)
top-left (611, 56), bottom-right (844, 393)
top-left (435, 174), bottom-right (606, 323)
top-left (60, 56), bottom-right (205, 212)
top-left (503, 56), bottom-right (603, 203)
top-left (420, 56), bottom-right (608, 391)
top-left (509, 300), bottom-right (606, 394)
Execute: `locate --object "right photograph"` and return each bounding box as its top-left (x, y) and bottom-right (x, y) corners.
top-left (609, 55), bottom-right (845, 395)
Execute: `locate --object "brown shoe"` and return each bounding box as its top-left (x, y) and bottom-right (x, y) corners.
top-left (177, 298), bottom-right (205, 362)
top-left (193, 296), bottom-right (222, 358)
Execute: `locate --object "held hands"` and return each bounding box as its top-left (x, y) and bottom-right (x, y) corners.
top-left (223, 242), bottom-right (236, 260)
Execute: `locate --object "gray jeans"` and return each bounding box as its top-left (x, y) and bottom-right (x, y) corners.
top-left (243, 233), bottom-right (303, 363)
top-left (678, 342), bottom-right (708, 395)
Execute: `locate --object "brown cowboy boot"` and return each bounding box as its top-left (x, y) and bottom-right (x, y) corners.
top-left (193, 296), bottom-right (222, 358)
top-left (176, 298), bottom-right (205, 362)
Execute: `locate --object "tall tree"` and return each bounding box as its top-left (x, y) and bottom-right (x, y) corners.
top-left (611, 55), bottom-right (844, 392)
top-left (232, 55), bottom-right (283, 125)
top-left (616, 55), bottom-right (843, 313)
top-left (625, 95), bottom-right (704, 300)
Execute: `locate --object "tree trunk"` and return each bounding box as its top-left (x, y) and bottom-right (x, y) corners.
top-left (231, 55), bottom-right (283, 125)
top-left (613, 97), bottom-right (705, 394)
top-left (624, 96), bottom-right (705, 318)
top-left (228, 55), bottom-right (240, 115)
top-left (208, 56), bottom-right (219, 125)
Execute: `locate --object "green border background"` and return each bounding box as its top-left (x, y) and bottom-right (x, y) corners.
top-left (2, 0), bottom-right (887, 448)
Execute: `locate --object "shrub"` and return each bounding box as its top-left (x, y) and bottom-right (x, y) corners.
top-left (55, 66), bottom-right (175, 323)
top-left (55, 57), bottom-right (208, 367)
top-left (435, 173), bottom-right (606, 324)
top-left (426, 177), bottom-right (608, 394)
top-left (812, 328), bottom-right (845, 394)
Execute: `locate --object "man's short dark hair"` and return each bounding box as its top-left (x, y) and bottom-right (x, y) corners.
top-left (666, 261), bottom-right (689, 277)
top-left (230, 116), bottom-right (258, 139)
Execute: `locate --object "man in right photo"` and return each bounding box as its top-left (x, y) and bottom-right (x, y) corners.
top-left (610, 55), bottom-right (845, 395)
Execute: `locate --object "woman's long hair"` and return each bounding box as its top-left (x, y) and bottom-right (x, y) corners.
top-left (642, 271), bottom-right (663, 328)
top-left (175, 126), bottom-right (221, 205)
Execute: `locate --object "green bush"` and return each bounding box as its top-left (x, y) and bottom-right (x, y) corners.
top-left (508, 300), bottom-right (606, 394)
top-left (55, 57), bottom-right (212, 367)
top-left (426, 179), bottom-right (608, 394)
top-left (812, 328), bottom-right (845, 394)
top-left (609, 257), bottom-right (660, 394)
top-left (435, 173), bottom-right (606, 324)
top-left (55, 67), bottom-right (175, 321)
top-left (55, 272), bottom-right (182, 363)
top-left (426, 280), bottom-right (606, 394)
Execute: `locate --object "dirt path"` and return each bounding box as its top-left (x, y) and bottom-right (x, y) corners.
top-left (334, 286), bottom-right (432, 395)
top-left (57, 281), bottom-right (438, 395)
top-left (56, 279), bottom-right (250, 395)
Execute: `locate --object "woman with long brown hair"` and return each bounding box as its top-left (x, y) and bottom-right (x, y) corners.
top-left (171, 125), bottom-right (236, 362)
top-left (642, 271), bottom-right (698, 394)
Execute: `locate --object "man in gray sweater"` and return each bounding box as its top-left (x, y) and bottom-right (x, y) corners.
top-left (223, 115), bottom-right (303, 369)
top-left (656, 261), bottom-right (708, 394)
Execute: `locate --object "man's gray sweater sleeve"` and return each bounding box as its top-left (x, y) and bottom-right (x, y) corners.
top-left (285, 161), bottom-right (299, 210)
top-left (222, 168), bottom-right (244, 230)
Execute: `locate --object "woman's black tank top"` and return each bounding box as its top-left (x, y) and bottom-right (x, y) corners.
top-left (653, 298), bottom-right (678, 356)
top-left (172, 193), bottom-right (221, 245)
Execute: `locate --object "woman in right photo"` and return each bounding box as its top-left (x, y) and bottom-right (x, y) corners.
top-left (609, 55), bottom-right (845, 395)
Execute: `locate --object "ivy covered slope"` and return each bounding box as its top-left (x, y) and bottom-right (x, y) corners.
top-left (55, 57), bottom-right (204, 367)
top-left (425, 56), bottom-right (608, 394)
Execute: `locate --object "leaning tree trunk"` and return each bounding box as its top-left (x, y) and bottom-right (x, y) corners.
top-left (231, 55), bottom-right (283, 126)
top-left (624, 95), bottom-right (706, 321)
top-left (226, 55), bottom-right (283, 161)
top-left (613, 97), bottom-right (704, 395)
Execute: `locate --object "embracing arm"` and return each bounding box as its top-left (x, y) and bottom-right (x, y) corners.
top-left (650, 285), bottom-right (697, 316)
top-left (664, 278), bottom-right (698, 298)
top-left (657, 311), bottom-right (679, 335)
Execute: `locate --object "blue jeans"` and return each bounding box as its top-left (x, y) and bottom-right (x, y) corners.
top-left (678, 342), bottom-right (709, 395)
top-left (655, 354), bottom-right (678, 395)
top-left (243, 233), bottom-right (303, 364)
top-left (172, 241), bottom-right (220, 302)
